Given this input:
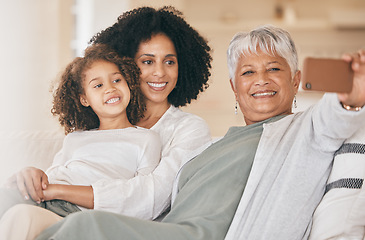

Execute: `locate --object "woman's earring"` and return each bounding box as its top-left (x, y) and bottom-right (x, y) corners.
top-left (235, 101), bottom-right (238, 115)
top-left (293, 95), bottom-right (297, 109)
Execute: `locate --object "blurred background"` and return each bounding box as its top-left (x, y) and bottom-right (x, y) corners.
top-left (1, 0), bottom-right (365, 138)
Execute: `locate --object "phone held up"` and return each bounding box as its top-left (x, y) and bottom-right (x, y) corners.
top-left (301, 57), bottom-right (354, 93)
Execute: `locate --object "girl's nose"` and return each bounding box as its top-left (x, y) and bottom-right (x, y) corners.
top-left (105, 83), bottom-right (116, 94)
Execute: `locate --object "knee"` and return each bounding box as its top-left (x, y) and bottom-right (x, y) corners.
top-left (63, 210), bottom-right (109, 227)
top-left (1, 204), bottom-right (62, 229)
top-left (2, 204), bottom-right (35, 222)
top-left (65, 210), bottom-right (98, 222)
top-left (0, 188), bottom-right (28, 217)
top-left (0, 204), bottom-right (62, 240)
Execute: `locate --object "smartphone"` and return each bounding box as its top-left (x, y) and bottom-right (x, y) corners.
top-left (301, 57), bottom-right (353, 93)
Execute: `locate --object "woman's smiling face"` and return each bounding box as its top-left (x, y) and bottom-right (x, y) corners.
top-left (231, 49), bottom-right (301, 125)
top-left (134, 33), bottom-right (178, 107)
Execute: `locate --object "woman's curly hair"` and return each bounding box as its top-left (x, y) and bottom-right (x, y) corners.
top-left (90, 6), bottom-right (212, 107)
top-left (51, 44), bottom-right (145, 134)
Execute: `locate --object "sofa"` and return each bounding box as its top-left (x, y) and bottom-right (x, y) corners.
top-left (0, 127), bottom-right (364, 239)
top-left (0, 130), bottom-right (64, 185)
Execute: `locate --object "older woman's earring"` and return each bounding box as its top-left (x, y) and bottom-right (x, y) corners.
top-left (235, 101), bottom-right (238, 115)
top-left (293, 95), bottom-right (297, 108)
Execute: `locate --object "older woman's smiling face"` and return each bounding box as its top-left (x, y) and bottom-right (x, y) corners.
top-left (231, 49), bottom-right (301, 125)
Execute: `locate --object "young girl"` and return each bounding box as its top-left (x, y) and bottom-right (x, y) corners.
top-left (0, 43), bottom-right (161, 220)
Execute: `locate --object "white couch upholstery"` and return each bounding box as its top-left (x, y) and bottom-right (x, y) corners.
top-left (0, 130), bottom-right (64, 185)
top-left (309, 127), bottom-right (365, 239)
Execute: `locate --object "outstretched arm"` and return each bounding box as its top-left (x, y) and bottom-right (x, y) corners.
top-left (338, 49), bottom-right (365, 109)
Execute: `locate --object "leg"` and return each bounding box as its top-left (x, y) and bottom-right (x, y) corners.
top-left (36, 211), bottom-right (191, 240)
top-left (0, 188), bottom-right (34, 218)
top-left (36, 137), bottom-right (251, 240)
top-left (0, 204), bottom-right (62, 240)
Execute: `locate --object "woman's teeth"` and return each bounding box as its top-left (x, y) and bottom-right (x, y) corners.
top-left (148, 82), bottom-right (167, 88)
top-left (252, 91), bottom-right (276, 97)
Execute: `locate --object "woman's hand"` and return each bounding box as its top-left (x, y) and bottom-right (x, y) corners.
top-left (338, 49), bottom-right (365, 108)
top-left (6, 167), bottom-right (49, 203)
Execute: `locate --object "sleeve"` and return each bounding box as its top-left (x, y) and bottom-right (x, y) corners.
top-left (45, 136), bottom-right (69, 181)
top-left (91, 114), bottom-right (212, 220)
top-left (135, 131), bottom-right (162, 176)
top-left (311, 93), bottom-right (365, 153)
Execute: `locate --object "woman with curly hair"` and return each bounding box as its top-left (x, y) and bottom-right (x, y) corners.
top-left (91, 6), bottom-right (212, 109)
top-left (0, 43), bottom-right (162, 239)
top-left (1, 5), bottom-right (212, 239)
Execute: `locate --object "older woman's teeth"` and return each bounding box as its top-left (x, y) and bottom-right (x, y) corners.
top-left (148, 82), bottom-right (167, 88)
top-left (253, 92), bottom-right (276, 97)
top-left (106, 98), bottom-right (120, 104)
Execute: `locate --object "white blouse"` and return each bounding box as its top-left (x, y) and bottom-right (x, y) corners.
top-left (91, 105), bottom-right (212, 219)
top-left (46, 127), bottom-right (161, 186)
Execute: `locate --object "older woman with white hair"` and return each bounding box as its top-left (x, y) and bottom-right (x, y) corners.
top-left (36, 25), bottom-right (365, 240)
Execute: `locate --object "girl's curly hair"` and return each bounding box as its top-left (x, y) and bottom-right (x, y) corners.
top-left (90, 6), bottom-right (212, 107)
top-left (51, 44), bottom-right (145, 134)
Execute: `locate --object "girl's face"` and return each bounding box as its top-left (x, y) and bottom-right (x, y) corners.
top-left (231, 49), bottom-right (300, 125)
top-left (134, 33), bottom-right (178, 108)
top-left (80, 60), bottom-right (131, 126)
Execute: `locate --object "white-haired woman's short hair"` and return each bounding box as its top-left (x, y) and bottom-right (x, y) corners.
top-left (227, 25), bottom-right (298, 84)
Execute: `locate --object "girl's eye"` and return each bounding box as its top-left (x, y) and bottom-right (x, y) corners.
top-left (94, 83), bottom-right (102, 89)
top-left (113, 79), bottom-right (121, 83)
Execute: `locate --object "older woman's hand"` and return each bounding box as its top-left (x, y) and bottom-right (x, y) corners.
top-left (338, 49), bottom-right (365, 109)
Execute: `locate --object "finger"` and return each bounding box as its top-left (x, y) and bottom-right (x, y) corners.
top-left (26, 171), bottom-right (45, 203)
top-left (34, 177), bottom-right (46, 202)
top-left (348, 52), bottom-right (362, 72)
top-left (20, 168), bottom-right (42, 203)
top-left (358, 49), bottom-right (365, 63)
top-left (42, 173), bottom-right (49, 190)
top-left (352, 61), bottom-right (360, 72)
top-left (342, 53), bottom-right (352, 62)
top-left (24, 179), bottom-right (42, 203)
top-left (342, 51), bottom-right (363, 63)
top-left (16, 173), bottom-right (30, 201)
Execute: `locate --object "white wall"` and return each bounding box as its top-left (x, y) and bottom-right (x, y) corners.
top-left (73, 0), bottom-right (130, 56)
top-left (1, 0), bottom-right (365, 137)
top-left (0, 0), bottom-right (73, 133)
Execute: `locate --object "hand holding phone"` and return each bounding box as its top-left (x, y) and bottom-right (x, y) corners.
top-left (301, 57), bottom-right (354, 93)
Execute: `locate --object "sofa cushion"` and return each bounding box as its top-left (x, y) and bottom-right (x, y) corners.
top-left (0, 130), bottom-right (64, 185)
top-left (309, 127), bottom-right (365, 239)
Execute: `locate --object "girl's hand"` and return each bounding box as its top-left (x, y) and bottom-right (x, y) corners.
top-left (42, 184), bottom-right (61, 201)
top-left (338, 49), bottom-right (365, 108)
top-left (14, 167), bottom-right (49, 203)
top-left (42, 184), bottom-right (94, 209)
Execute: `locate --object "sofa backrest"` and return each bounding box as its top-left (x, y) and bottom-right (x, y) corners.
top-left (0, 130), bottom-right (64, 185)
